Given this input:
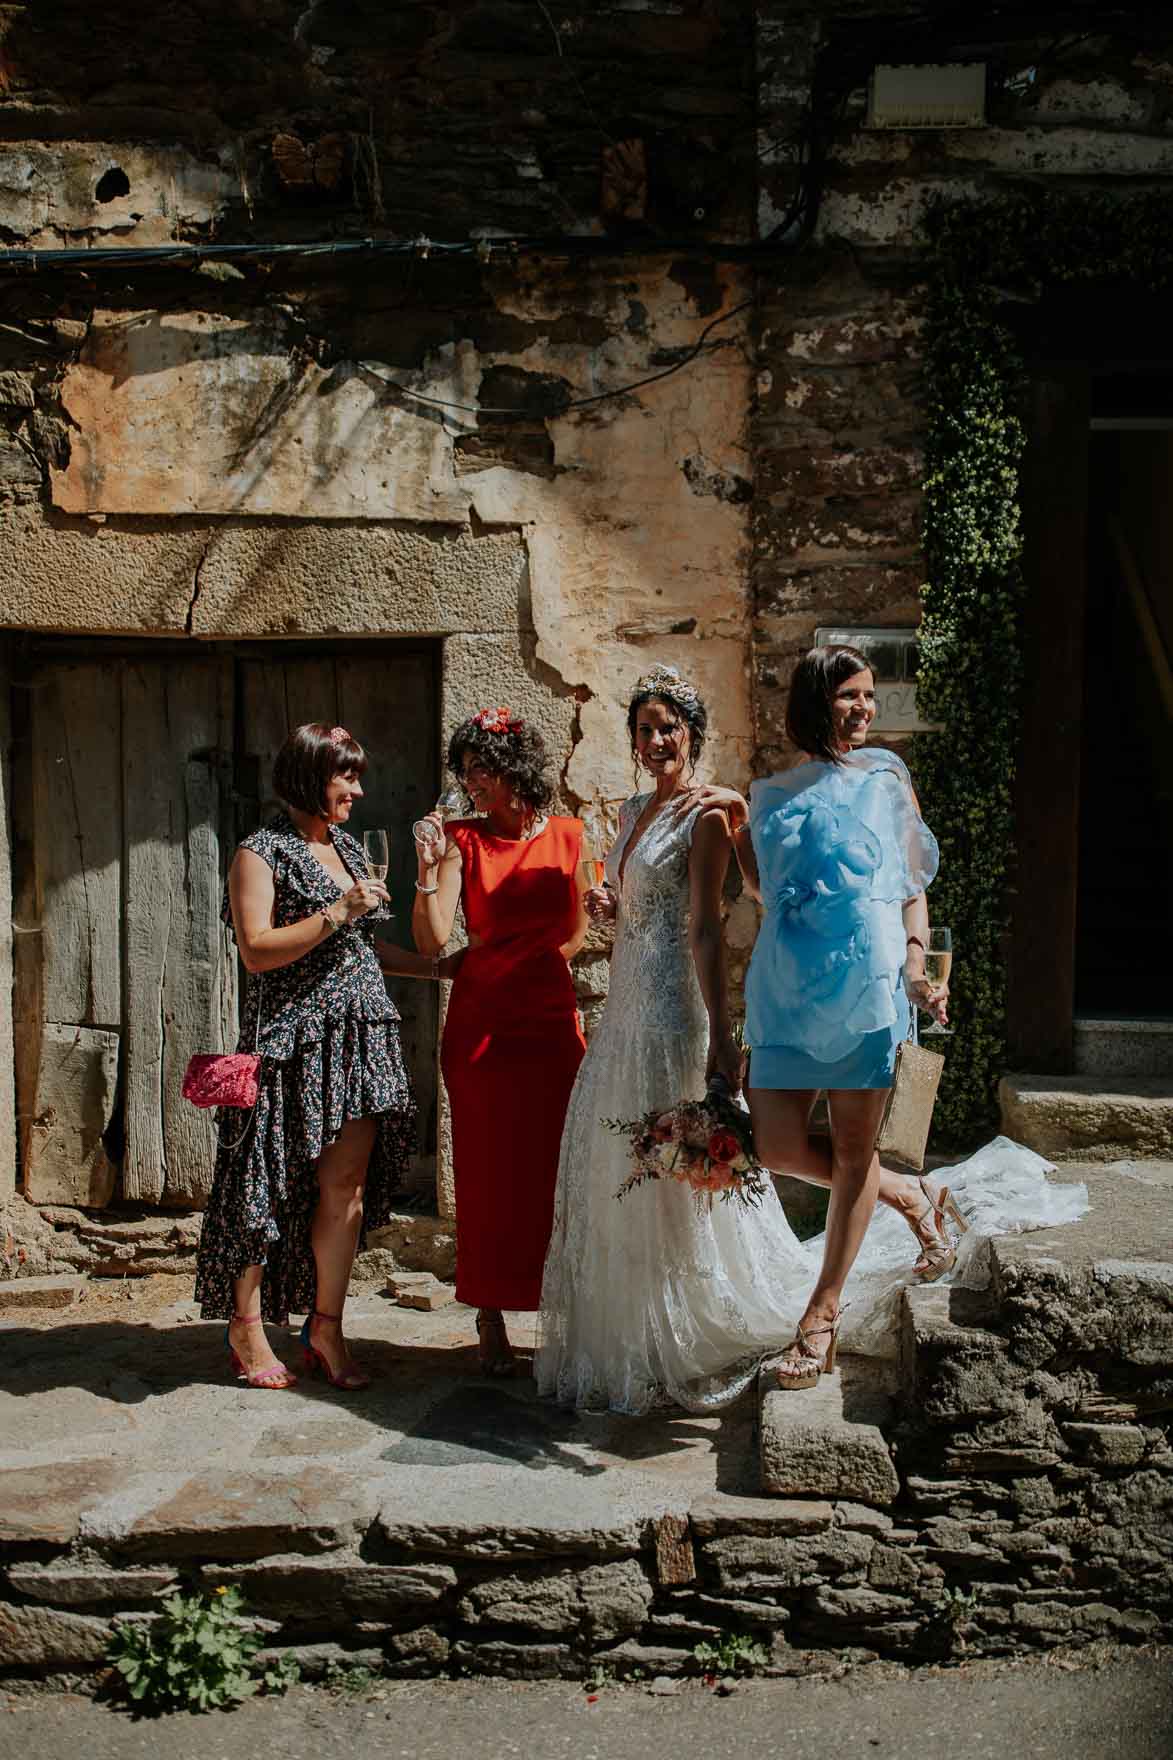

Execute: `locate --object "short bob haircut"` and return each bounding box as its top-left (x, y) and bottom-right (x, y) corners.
top-left (446, 717), bottom-right (555, 815)
top-left (272, 722), bottom-right (367, 816)
top-left (785, 645), bottom-right (873, 764)
top-left (626, 677), bottom-right (707, 777)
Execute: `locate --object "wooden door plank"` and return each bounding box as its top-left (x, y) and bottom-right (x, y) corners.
top-left (20, 661), bottom-right (122, 1207)
top-left (123, 657), bottom-right (230, 1202)
top-left (26, 1024), bottom-right (118, 1207)
top-left (32, 664), bottom-right (122, 1028)
top-left (1008, 369), bottom-right (1090, 1071)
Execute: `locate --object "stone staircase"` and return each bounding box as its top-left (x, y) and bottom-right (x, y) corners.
top-left (1001, 1017), bottom-right (1173, 1161)
top-left (755, 1161), bottom-right (1173, 1652)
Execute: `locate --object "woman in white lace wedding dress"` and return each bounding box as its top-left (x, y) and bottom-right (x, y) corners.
top-left (535, 665), bottom-right (1091, 1414)
top-left (535, 669), bottom-right (811, 1413)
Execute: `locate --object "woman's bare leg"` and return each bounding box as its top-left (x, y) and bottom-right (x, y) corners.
top-left (310, 1116), bottom-right (376, 1378)
top-left (228, 1264), bottom-right (293, 1380)
top-left (748, 1085), bottom-right (888, 1379)
top-left (747, 1086), bottom-right (944, 1255)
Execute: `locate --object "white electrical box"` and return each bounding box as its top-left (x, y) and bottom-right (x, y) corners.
top-left (866, 63), bottom-right (986, 130)
top-left (814, 626), bottom-right (940, 734)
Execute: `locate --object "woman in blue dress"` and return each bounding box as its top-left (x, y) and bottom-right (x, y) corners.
top-left (713, 647), bottom-right (950, 1389)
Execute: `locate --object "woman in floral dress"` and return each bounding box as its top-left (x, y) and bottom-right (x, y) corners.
top-left (195, 723), bottom-right (460, 1391)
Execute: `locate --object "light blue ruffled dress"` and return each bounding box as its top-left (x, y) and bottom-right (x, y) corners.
top-left (745, 748), bottom-right (939, 1090)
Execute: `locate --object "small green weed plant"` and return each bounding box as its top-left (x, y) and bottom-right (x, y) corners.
top-left (692, 1631), bottom-right (770, 1676)
top-left (107, 1584), bottom-right (299, 1713)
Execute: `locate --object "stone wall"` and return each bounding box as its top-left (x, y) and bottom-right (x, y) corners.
top-left (0, 2), bottom-right (762, 1209)
top-left (752, 3), bottom-right (1173, 767)
top-left (2, 1245), bottom-right (1168, 1684)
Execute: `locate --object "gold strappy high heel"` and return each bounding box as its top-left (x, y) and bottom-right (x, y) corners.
top-left (911, 1176), bottom-right (969, 1282)
top-left (774, 1306), bottom-right (846, 1391)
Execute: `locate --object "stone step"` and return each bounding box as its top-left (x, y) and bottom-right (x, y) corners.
top-left (896, 1283), bottom-right (1006, 1411)
top-left (1073, 1017), bottom-right (1173, 1079)
top-left (998, 1073), bottom-right (1173, 1160)
top-left (758, 1354), bottom-right (899, 1506)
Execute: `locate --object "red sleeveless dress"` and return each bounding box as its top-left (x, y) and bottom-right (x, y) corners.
top-left (441, 816), bottom-right (587, 1311)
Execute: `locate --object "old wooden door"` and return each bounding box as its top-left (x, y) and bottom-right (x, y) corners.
top-left (14, 648), bottom-right (237, 1206)
top-left (13, 641), bottom-right (439, 1209)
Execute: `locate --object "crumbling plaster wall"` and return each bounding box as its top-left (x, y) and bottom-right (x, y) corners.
top-left (753, 4), bottom-right (1173, 769)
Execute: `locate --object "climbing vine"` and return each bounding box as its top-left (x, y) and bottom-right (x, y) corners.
top-left (912, 191), bottom-right (1173, 1143)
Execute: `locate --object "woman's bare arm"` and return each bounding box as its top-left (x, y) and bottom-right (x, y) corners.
top-left (731, 819), bottom-right (762, 903)
top-left (229, 848), bottom-right (381, 974)
top-left (412, 838), bottom-right (463, 954)
top-left (688, 807), bottom-right (741, 1089)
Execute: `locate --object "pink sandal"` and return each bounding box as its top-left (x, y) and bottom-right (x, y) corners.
top-left (300, 1310), bottom-right (372, 1391)
top-left (225, 1313), bottom-right (297, 1390)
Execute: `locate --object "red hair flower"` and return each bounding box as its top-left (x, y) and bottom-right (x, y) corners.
top-left (472, 706), bottom-right (523, 734)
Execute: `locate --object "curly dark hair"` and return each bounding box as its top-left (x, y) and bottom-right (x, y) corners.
top-left (626, 677), bottom-right (707, 777)
top-left (446, 715), bottom-right (555, 814)
top-left (785, 645), bottom-right (872, 764)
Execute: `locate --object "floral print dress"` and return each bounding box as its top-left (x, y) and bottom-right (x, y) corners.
top-left (194, 813), bottom-right (417, 1323)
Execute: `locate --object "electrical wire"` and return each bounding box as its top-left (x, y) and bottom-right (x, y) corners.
top-left (358, 298), bottom-right (753, 421)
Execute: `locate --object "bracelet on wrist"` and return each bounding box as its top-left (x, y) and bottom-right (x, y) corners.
top-left (415, 880), bottom-right (439, 895)
top-left (321, 907), bottom-right (338, 936)
top-left (906, 934), bottom-right (926, 952)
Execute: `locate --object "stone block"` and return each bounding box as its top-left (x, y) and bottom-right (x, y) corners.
top-left (197, 1555), bottom-right (456, 1619)
top-left (82, 1470), bottom-right (376, 1560)
top-left (0, 1461), bottom-right (118, 1546)
top-left (702, 1529), bottom-right (874, 1594)
top-left (590, 1639), bottom-right (693, 1677)
top-left (376, 1480), bottom-right (656, 1560)
top-left (758, 1360), bottom-right (900, 1505)
top-left (5, 1565), bottom-right (177, 1608)
top-left (255, 1641), bottom-right (384, 1681)
top-left (0, 1603), bottom-right (110, 1669)
top-left (803, 1584), bottom-right (914, 1626)
top-left (449, 1638), bottom-right (576, 1680)
top-left (688, 1492), bottom-right (833, 1540)
top-left (0, 1274), bottom-right (84, 1309)
top-left (456, 1558), bottom-right (651, 1642)
top-left (833, 1502), bottom-right (895, 1536)
top-left (384, 1271), bottom-right (454, 1311)
top-left (867, 1545), bottom-right (921, 1592)
top-left (999, 1074), bottom-right (1173, 1161)
top-left (1062, 1422), bottom-right (1150, 1467)
top-left (383, 1625), bottom-right (451, 1671)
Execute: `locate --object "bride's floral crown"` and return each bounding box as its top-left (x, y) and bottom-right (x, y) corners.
top-left (632, 663), bottom-right (702, 714)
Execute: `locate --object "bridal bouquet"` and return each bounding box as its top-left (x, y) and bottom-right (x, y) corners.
top-left (606, 1079), bottom-right (767, 1212)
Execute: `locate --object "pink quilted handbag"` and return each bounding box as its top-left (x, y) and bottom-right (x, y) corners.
top-left (182, 1052), bottom-right (261, 1110)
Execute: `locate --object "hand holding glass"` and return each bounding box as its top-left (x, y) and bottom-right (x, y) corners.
top-left (919, 927), bottom-right (953, 1037)
top-left (413, 787), bottom-right (463, 848)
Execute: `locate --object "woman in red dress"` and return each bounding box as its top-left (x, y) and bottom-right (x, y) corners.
top-left (413, 708), bottom-right (588, 1374)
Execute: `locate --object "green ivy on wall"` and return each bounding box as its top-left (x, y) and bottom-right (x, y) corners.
top-left (911, 191), bottom-right (1173, 1144)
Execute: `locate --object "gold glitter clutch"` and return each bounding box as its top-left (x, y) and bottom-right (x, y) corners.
top-left (875, 1038), bottom-right (945, 1171)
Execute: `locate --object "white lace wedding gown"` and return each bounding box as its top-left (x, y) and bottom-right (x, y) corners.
top-left (535, 796), bottom-right (811, 1413)
top-left (534, 794), bottom-right (1091, 1415)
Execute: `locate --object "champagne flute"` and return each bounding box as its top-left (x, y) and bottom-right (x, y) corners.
top-left (920, 926), bottom-right (953, 1037)
top-left (412, 787), bottom-right (463, 848)
top-left (580, 811), bottom-right (613, 913)
top-left (363, 827), bottom-right (390, 882)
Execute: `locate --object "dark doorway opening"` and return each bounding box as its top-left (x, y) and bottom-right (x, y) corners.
top-left (1077, 403), bottom-right (1173, 1019)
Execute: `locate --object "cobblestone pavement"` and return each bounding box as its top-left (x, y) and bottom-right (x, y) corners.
top-left (1, 1647), bottom-right (1170, 1760)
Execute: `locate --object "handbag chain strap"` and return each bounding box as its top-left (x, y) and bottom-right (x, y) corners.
top-left (219, 968), bottom-right (265, 1153)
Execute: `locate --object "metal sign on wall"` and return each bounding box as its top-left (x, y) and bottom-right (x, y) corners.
top-left (813, 626), bottom-right (940, 733)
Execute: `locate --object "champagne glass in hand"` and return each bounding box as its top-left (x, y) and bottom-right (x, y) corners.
top-left (920, 926), bottom-right (953, 1036)
top-left (580, 813), bottom-right (615, 921)
top-left (412, 787), bottom-right (463, 849)
top-left (362, 828), bottom-right (392, 919)
top-left (363, 828), bottom-right (390, 882)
